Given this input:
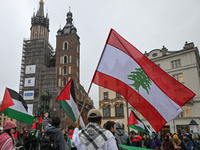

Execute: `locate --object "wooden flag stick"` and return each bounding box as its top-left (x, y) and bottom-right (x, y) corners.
top-left (48, 100), bottom-right (56, 113)
top-left (78, 81), bottom-right (93, 121)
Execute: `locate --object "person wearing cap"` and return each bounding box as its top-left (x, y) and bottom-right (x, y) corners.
top-left (0, 120), bottom-right (19, 150)
top-left (182, 134), bottom-right (193, 150)
top-left (72, 109), bottom-right (118, 150)
top-left (172, 134), bottom-right (186, 150)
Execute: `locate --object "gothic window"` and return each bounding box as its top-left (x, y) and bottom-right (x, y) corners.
top-left (34, 26), bottom-right (37, 38)
top-left (103, 105), bottom-right (111, 117)
top-left (69, 55), bottom-right (72, 63)
top-left (63, 41), bottom-right (68, 50)
top-left (69, 66), bottom-right (71, 74)
top-left (60, 56), bottom-right (63, 64)
top-left (59, 67), bottom-right (61, 75)
top-left (64, 55), bottom-right (68, 64)
top-left (115, 104), bottom-right (124, 117)
top-left (58, 78), bottom-right (61, 87)
top-left (63, 78), bottom-right (66, 87)
top-left (64, 66), bottom-right (67, 75)
top-left (41, 27), bottom-right (44, 37)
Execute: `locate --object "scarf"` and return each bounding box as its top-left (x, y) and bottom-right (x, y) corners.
top-left (78, 122), bottom-right (114, 150)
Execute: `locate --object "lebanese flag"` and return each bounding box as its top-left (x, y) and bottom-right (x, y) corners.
top-left (31, 122), bottom-right (37, 133)
top-left (0, 88), bottom-right (34, 125)
top-left (128, 111), bottom-right (152, 136)
top-left (92, 29), bottom-right (195, 132)
top-left (38, 114), bottom-right (43, 126)
top-left (55, 78), bottom-right (85, 129)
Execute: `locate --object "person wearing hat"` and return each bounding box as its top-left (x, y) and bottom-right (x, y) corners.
top-left (72, 109), bottom-right (118, 150)
top-left (0, 120), bottom-right (19, 150)
top-left (182, 134), bottom-right (193, 150)
top-left (172, 134), bottom-right (186, 150)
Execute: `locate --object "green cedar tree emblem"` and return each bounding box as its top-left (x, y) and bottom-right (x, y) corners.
top-left (127, 68), bottom-right (152, 94)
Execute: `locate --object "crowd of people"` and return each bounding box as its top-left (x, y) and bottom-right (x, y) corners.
top-left (0, 109), bottom-right (199, 150)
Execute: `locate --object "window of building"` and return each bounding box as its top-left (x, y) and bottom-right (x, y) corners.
top-left (60, 56), bottom-right (63, 64)
top-left (103, 92), bottom-right (108, 100)
top-left (103, 105), bottom-right (111, 117)
top-left (116, 92), bottom-right (121, 98)
top-left (4, 118), bottom-right (6, 121)
top-left (0, 118), bottom-right (1, 120)
top-left (58, 78), bottom-right (61, 87)
top-left (63, 41), bottom-right (68, 50)
top-left (136, 111), bottom-right (144, 119)
top-left (173, 73), bottom-right (184, 83)
top-left (64, 56), bottom-right (68, 64)
top-left (152, 53), bottom-right (157, 57)
top-left (178, 106), bottom-right (191, 117)
top-left (63, 78), bottom-right (66, 87)
top-left (77, 59), bottom-right (78, 67)
top-left (115, 104), bottom-right (124, 117)
top-left (63, 66), bottom-right (67, 75)
top-left (0, 123), bottom-right (1, 126)
top-left (59, 67), bottom-right (61, 75)
top-left (69, 55), bottom-right (72, 63)
top-left (171, 59), bottom-right (181, 68)
top-left (69, 66), bottom-right (71, 74)
top-left (41, 27), bottom-right (44, 37)
top-left (34, 26), bottom-right (37, 38)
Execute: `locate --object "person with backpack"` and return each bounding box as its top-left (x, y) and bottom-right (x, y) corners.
top-left (0, 120), bottom-right (19, 150)
top-left (42, 112), bottom-right (65, 150)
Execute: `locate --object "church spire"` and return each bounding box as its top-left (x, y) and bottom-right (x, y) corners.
top-left (37, 0), bottom-right (44, 17)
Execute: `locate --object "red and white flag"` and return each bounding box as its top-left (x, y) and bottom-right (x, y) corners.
top-left (92, 29), bottom-right (195, 132)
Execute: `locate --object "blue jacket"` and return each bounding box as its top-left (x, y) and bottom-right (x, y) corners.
top-left (182, 139), bottom-right (194, 150)
top-left (150, 133), bottom-right (161, 149)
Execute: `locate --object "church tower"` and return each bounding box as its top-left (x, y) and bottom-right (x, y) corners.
top-left (56, 8), bottom-right (80, 96)
top-left (30, 0), bottom-right (49, 40)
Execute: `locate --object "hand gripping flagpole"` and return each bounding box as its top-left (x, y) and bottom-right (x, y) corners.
top-left (47, 100), bottom-right (56, 113)
top-left (78, 81), bottom-right (93, 121)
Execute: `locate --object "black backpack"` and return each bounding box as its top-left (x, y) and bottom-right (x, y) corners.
top-left (40, 132), bottom-right (55, 150)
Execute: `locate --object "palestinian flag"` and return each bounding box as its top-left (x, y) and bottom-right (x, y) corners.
top-left (0, 88), bottom-right (34, 124)
top-left (127, 111), bottom-right (152, 136)
top-left (13, 131), bottom-right (18, 140)
top-left (38, 114), bottom-right (43, 126)
top-left (31, 122), bottom-right (37, 133)
top-left (55, 78), bottom-right (85, 129)
top-left (92, 29), bottom-right (195, 132)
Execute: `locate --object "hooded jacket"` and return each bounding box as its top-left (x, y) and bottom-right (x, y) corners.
top-left (43, 117), bottom-right (65, 150)
top-left (150, 133), bottom-right (161, 149)
top-left (115, 129), bottom-right (130, 150)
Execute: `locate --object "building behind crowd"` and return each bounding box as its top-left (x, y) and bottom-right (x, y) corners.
top-left (17, 0), bottom-right (93, 130)
top-left (99, 42), bottom-right (200, 134)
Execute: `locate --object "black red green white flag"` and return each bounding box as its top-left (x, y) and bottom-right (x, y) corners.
top-left (55, 79), bottom-right (85, 129)
top-left (0, 88), bottom-right (34, 125)
top-left (127, 110), bottom-right (152, 136)
top-left (31, 122), bottom-right (37, 133)
top-left (38, 114), bottom-right (43, 126)
top-left (92, 29), bottom-right (195, 132)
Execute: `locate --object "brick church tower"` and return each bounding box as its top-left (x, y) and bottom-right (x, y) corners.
top-left (55, 9), bottom-right (94, 125)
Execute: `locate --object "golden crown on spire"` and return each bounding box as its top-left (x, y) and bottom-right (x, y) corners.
top-left (39, 0), bottom-right (44, 4)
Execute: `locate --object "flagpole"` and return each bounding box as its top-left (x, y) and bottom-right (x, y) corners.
top-left (48, 100), bottom-right (56, 113)
top-left (78, 81), bottom-right (93, 121)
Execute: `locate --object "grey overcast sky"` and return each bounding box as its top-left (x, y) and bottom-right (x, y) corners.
top-left (0, 0), bottom-right (200, 109)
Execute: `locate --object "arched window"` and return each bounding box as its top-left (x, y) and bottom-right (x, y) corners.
top-left (35, 26), bottom-right (37, 38)
top-left (103, 105), bottom-right (111, 117)
top-left (63, 41), bottom-right (68, 50)
top-left (115, 104), bottom-right (124, 117)
top-left (69, 66), bottom-right (71, 74)
top-left (69, 55), bottom-right (72, 63)
top-left (63, 78), bottom-right (66, 87)
top-left (58, 78), bottom-right (61, 87)
top-left (59, 67), bottom-right (61, 75)
top-left (41, 27), bottom-right (44, 37)
top-left (64, 56), bottom-right (68, 64)
top-left (64, 66), bottom-right (67, 75)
